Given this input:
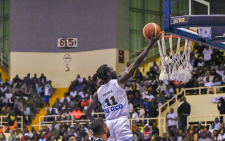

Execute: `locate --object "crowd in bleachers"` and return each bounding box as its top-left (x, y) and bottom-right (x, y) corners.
top-left (0, 73), bottom-right (54, 128)
top-left (3, 44), bottom-right (224, 141)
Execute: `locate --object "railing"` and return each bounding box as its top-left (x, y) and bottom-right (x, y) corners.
top-left (187, 114), bottom-right (225, 129)
top-left (0, 116), bottom-right (23, 131)
top-left (158, 85), bottom-right (225, 133)
top-left (39, 113), bottom-right (166, 135)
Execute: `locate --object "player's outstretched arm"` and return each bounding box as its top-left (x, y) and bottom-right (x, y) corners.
top-left (118, 33), bottom-right (161, 85)
top-left (85, 92), bottom-right (98, 121)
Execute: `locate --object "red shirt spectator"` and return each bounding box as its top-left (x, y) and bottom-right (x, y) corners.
top-left (81, 98), bottom-right (90, 107)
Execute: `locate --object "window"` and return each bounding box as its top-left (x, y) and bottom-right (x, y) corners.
top-left (0, 0), bottom-right (10, 56)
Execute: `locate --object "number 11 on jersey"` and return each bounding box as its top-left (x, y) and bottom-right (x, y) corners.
top-left (105, 96), bottom-right (118, 106)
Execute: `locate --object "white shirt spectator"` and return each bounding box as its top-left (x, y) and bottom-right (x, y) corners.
top-left (39, 139), bottom-right (46, 141)
top-left (48, 124), bottom-right (60, 131)
top-left (197, 76), bottom-right (205, 85)
top-left (145, 94), bottom-right (154, 101)
top-left (203, 76), bottom-right (214, 83)
top-left (198, 62), bottom-right (204, 67)
top-left (149, 80), bottom-right (157, 85)
top-left (167, 112), bottom-right (178, 126)
top-left (214, 134), bottom-right (222, 141)
top-left (137, 83), bottom-right (145, 93)
top-left (77, 78), bottom-right (83, 83)
top-left (70, 91), bottom-right (77, 97)
top-left (132, 112), bottom-right (139, 122)
top-left (44, 84), bottom-right (51, 96)
top-left (1, 97), bottom-right (8, 103)
top-left (129, 103), bottom-right (133, 112)
top-left (60, 97), bottom-right (71, 102)
top-left (203, 48), bottom-right (213, 61)
top-left (142, 91), bottom-right (148, 99)
top-left (79, 91), bottom-right (84, 98)
top-left (139, 108), bottom-right (145, 118)
top-left (216, 70), bottom-right (225, 83)
top-left (156, 83), bottom-right (166, 92)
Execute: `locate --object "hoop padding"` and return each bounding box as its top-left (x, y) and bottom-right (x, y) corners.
top-left (158, 33), bottom-right (193, 82)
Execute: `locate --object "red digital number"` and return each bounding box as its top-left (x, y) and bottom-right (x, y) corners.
top-left (68, 39), bottom-right (74, 46)
top-left (60, 39), bottom-right (65, 46)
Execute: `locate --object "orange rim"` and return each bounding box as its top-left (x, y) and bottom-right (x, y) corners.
top-left (160, 29), bottom-right (196, 38)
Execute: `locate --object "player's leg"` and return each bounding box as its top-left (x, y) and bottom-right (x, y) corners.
top-left (105, 120), bottom-right (116, 141)
top-left (114, 117), bottom-right (133, 141)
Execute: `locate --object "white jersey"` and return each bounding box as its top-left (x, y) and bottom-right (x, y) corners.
top-left (97, 79), bottom-right (129, 120)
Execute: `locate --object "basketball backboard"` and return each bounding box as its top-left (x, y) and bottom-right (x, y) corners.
top-left (163, 0), bottom-right (225, 50)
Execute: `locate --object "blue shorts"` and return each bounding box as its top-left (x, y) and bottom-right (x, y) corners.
top-left (44, 95), bottom-right (49, 102)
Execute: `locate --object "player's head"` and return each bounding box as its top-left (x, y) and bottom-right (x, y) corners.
top-left (92, 64), bottom-right (117, 83)
top-left (90, 118), bottom-right (110, 138)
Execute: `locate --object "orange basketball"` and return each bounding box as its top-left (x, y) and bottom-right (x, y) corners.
top-left (143, 23), bottom-right (161, 40)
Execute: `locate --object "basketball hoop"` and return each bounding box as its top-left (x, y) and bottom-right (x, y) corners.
top-left (158, 31), bottom-right (193, 82)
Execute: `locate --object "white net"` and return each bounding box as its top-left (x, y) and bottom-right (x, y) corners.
top-left (158, 33), bottom-right (193, 82)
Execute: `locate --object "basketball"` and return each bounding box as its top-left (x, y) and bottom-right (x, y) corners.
top-left (143, 23), bottom-right (161, 40)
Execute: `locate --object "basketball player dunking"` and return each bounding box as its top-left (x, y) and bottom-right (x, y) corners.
top-left (85, 33), bottom-right (161, 141)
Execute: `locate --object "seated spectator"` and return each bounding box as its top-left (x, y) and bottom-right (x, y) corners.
top-left (53, 98), bottom-right (62, 109)
top-left (138, 105), bottom-right (145, 118)
top-left (156, 81), bottom-right (166, 93)
top-left (79, 89), bottom-right (88, 99)
top-left (49, 123), bottom-right (60, 139)
top-left (145, 90), bottom-right (154, 102)
top-left (153, 61), bottom-right (160, 75)
top-left (81, 98), bottom-right (89, 108)
top-left (149, 77), bottom-right (157, 90)
top-left (70, 88), bottom-right (77, 97)
top-left (26, 96), bottom-right (37, 113)
top-left (199, 132), bottom-right (213, 141)
top-left (147, 99), bottom-right (158, 119)
top-left (213, 129), bottom-right (222, 141)
top-left (18, 94), bottom-right (26, 105)
top-left (14, 104), bottom-right (21, 115)
top-left (211, 62), bottom-right (219, 71)
top-left (209, 117), bottom-right (221, 130)
top-left (1, 94), bottom-right (8, 104)
top-left (131, 109), bottom-right (139, 124)
top-left (133, 91), bottom-right (142, 108)
top-left (24, 85), bottom-right (33, 96)
top-left (8, 129), bottom-right (15, 141)
top-left (141, 86), bottom-right (148, 99)
top-left (8, 110), bottom-right (16, 126)
top-left (9, 84), bottom-right (15, 94)
top-left (49, 121), bottom-right (60, 131)
top-left (142, 124), bottom-right (152, 141)
top-left (155, 92), bottom-right (166, 105)
top-left (204, 72), bottom-right (214, 83)
top-left (134, 68), bottom-right (143, 81)
top-left (130, 81), bottom-right (139, 94)
top-left (199, 127), bottom-right (212, 139)
top-left (177, 129), bottom-right (185, 141)
top-left (128, 100), bottom-right (133, 113)
top-left (198, 73), bottom-right (205, 86)
top-left (164, 85), bottom-right (174, 99)
top-left (136, 79), bottom-right (145, 92)
top-left (216, 69), bottom-right (225, 84)
top-left (197, 57), bottom-right (205, 69)
top-left (152, 122), bottom-right (159, 135)
top-left (14, 98), bottom-right (23, 110)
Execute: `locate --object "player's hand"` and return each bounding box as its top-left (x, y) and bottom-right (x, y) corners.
top-left (149, 32), bottom-right (161, 45)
